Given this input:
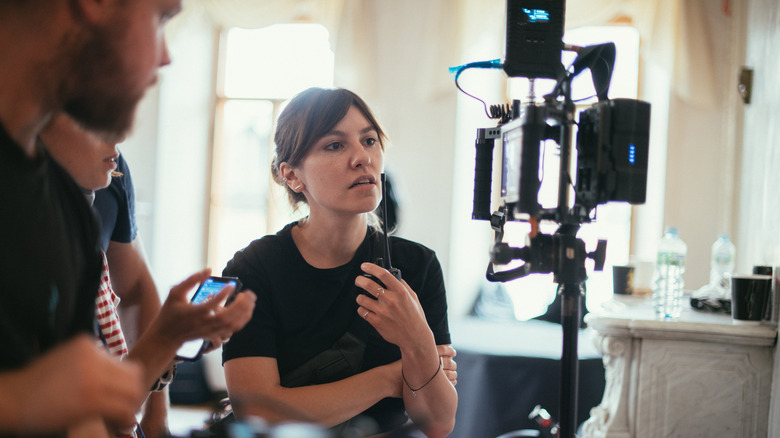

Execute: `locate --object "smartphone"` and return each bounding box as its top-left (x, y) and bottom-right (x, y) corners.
top-left (174, 276), bottom-right (243, 361)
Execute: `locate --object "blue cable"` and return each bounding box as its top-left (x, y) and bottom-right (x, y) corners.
top-left (448, 59), bottom-right (506, 119)
top-left (448, 59), bottom-right (503, 78)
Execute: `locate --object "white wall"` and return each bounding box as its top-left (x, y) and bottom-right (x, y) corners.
top-left (152, 14), bottom-right (217, 290)
top-left (119, 86), bottom-right (160, 260)
top-left (740, 0), bottom-right (780, 434)
top-left (634, 0), bottom-right (745, 291)
top-left (364, 0), bottom-right (459, 282)
top-left (447, 0), bottom-right (507, 316)
top-left (121, 11), bottom-right (219, 293)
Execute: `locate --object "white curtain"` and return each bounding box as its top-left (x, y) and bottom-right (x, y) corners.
top-left (567, 0), bottom-right (725, 108)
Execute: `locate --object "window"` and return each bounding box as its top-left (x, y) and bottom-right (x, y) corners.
top-left (501, 26), bottom-right (641, 319)
top-left (207, 24), bottom-right (334, 271)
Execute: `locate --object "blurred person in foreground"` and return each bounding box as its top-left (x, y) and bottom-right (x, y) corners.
top-left (41, 113), bottom-right (257, 438)
top-left (0, 0), bottom-right (193, 436)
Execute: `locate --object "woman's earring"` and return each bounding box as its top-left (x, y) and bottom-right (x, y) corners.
top-left (282, 177), bottom-right (287, 184)
top-left (294, 184), bottom-right (302, 191)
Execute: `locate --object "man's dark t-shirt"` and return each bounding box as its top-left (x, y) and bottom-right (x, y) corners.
top-left (0, 125), bottom-right (102, 437)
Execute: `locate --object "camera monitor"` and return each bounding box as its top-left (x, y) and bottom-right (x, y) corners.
top-left (503, 0), bottom-right (566, 79)
top-left (500, 104), bottom-right (547, 218)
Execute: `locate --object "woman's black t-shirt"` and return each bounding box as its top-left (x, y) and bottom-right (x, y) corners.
top-left (222, 222), bottom-right (450, 431)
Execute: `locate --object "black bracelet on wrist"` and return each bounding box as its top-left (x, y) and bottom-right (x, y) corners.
top-left (401, 356), bottom-right (443, 398)
top-left (150, 363), bottom-right (177, 392)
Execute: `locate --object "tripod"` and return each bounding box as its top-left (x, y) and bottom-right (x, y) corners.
top-left (483, 86), bottom-right (606, 437)
top-left (488, 217), bottom-right (604, 438)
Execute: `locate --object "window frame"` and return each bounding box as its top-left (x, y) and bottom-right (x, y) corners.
top-left (206, 24), bottom-right (333, 271)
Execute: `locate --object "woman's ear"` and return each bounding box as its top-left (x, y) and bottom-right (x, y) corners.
top-left (279, 163), bottom-right (299, 191)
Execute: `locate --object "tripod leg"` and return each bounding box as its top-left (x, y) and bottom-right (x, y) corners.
top-left (559, 283), bottom-right (583, 438)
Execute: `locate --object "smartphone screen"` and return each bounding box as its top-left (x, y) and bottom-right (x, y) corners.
top-left (175, 276), bottom-right (241, 361)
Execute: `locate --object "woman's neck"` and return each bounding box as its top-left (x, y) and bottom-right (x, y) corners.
top-left (291, 214), bottom-right (368, 269)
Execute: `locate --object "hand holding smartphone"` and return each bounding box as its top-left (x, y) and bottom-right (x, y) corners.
top-left (174, 276), bottom-right (242, 361)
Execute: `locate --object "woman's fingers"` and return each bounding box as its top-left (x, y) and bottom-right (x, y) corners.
top-left (357, 263), bottom-right (402, 292)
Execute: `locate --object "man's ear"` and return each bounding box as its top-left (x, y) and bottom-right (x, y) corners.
top-left (69, 0), bottom-right (116, 25)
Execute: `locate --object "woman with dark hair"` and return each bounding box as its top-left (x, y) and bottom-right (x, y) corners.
top-left (222, 87), bottom-right (457, 437)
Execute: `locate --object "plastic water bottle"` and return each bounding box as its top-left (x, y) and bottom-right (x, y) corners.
top-left (653, 226), bottom-right (687, 319)
top-left (709, 234), bottom-right (736, 298)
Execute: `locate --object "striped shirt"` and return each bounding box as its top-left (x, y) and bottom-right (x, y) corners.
top-left (94, 250), bottom-right (136, 438)
top-left (95, 251), bottom-right (129, 357)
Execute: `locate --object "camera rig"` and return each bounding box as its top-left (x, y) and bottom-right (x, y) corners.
top-left (452, 1), bottom-right (651, 436)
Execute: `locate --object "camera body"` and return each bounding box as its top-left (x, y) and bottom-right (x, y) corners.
top-left (482, 0), bottom-right (651, 225)
top-left (459, 2), bottom-right (651, 436)
top-left (466, 0), bottom-right (651, 283)
top-left (493, 97), bottom-right (650, 223)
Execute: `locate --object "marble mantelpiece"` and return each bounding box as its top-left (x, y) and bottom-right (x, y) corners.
top-left (582, 297), bottom-right (777, 438)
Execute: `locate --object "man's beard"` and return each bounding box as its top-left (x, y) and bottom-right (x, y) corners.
top-left (64, 90), bottom-right (139, 144)
top-left (63, 22), bottom-right (143, 142)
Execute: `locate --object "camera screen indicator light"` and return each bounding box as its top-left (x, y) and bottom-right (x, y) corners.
top-left (523, 8), bottom-right (550, 23)
top-left (628, 143), bottom-right (636, 165)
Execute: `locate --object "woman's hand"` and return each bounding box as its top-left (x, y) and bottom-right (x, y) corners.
top-left (383, 360), bottom-right (404, 398)
top-left (354, 263), bottom-right (434, 350)
top-left (355, 264), bottom-right (457, 437)
top-left (437, 344), bottom-right (458, 387)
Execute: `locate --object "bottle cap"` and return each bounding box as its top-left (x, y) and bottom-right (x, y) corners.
top-left (664, 226), bottom-right (679, 236)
